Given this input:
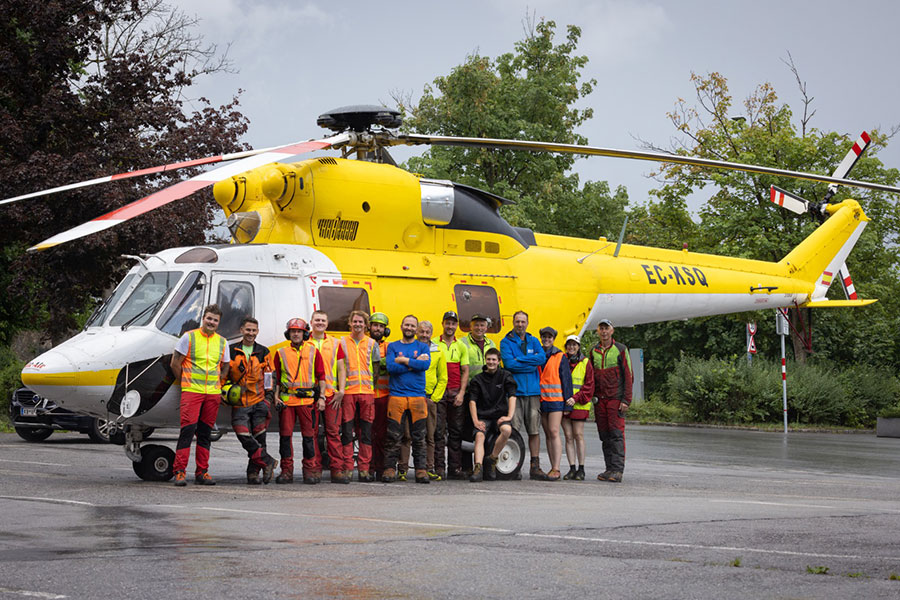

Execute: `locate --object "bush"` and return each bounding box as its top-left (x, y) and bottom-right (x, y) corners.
top-left (879, 405), bottom-right (900, 419)
top-left (840, 365), bottom-right (900, 426)
top-left (629, 393), bottom-right (687, 423)
top-left (0, 346), bottom-right (25, 428)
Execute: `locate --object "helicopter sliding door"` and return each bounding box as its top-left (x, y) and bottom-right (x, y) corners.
top-left (307, 273), bottom-right (375, 333)
top-left (210, 273), bottom-right (260, 342)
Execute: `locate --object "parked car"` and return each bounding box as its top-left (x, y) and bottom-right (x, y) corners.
top-left (8, 387), bottom-right (148, 444)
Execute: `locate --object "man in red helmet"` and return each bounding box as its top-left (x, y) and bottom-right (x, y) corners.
top-left (273, 318), bottom-right (327, 484)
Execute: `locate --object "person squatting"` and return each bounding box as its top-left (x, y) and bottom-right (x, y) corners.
top-left (171, 305), bottom-right (633, 486)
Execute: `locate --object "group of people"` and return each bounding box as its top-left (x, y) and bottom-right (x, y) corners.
top-left (169, 305), bottom-right (633, 487)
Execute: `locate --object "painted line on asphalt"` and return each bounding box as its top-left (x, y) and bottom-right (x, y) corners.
top-left (710, 499), bottom-right (836, 509)
top-left (0, 458), bottom-right (69, 467)
top-left (0, 587), bottom-right (66, 599)
top-left (0, 496), bottom-right (96, 507)
top-left (516, 532), bottom-right (900, 561)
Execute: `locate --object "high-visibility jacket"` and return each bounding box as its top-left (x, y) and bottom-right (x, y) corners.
top-left (180, 329), bottom-right (227, 394)
top-left (460, 334), bottom-right (496, 375)
top-left (425, 341), bottom-right (448, 402)
top-left (590, 340), bottom-right (633, 404)
top-left (277, 342), bottom-right (318, 406)
top-left (309, 335), bottom-right (339, 397)
top-left (570, 357), bottom-right (592, 412)
top-left (228, 342), bottom-right (274, 407)
top-left (374, 338), bottom-right (390, 399)
top-left (435, 337), bottom-right (468, 390)
top-left (341, 335), bottom-right (379, 394)
top-left (539, 349), bottom-right (566, 404)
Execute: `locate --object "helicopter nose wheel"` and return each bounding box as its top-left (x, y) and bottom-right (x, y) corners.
top-left (132, 444), bottom-right (175, 481)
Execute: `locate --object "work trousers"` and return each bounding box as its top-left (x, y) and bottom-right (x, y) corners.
top-left (372, 394), bottom-right (389, 476)
top-left (442, 388), bottom-right (465, 473)
top-left (231, 400), bottom-right (272, 470)
top-left (174, 391), bottom-right (220, 475)
top-left (384, 396), bottom-right (427, 472)
top-left (323, 394), bottom-right (344, 472)
top-left (400, 398), bottom-right (440, 471)
top-left (595, 397), bottom-right (626, 472)
top-left (279, 403), bottom-right (321, 477)
top-left (345, 393), bottom-right (374, 472)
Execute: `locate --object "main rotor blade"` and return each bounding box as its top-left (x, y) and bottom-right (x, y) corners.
top-left (0, 145), bottom-right (291, 206)
top-left (28, 133), bottom-right (349, 252)
top-left (400, 134), bottom-right (900, 195)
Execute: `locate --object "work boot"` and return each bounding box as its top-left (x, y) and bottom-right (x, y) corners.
top-left (469, 463), bottom-right (483, 482)
top-left (173, 470), bottom-right (187, 487)
top-left (435, 469), bottom-right (446, 480)
top-left (358, 470), bottom-right (374, 483)
top-left (262, 456), bottom-right (278, 484)
top-left (415, 469), bottom-right (430, 484)
top-left (195, 471), bottom-right (216, 486)
top-left (247, 466), bottom-right (261, 485)
top-left (563, 465), bottom-right (578, 480)
top-left (484, 456), bottom-right (498, 481)
top-left (607, 471), bottom-right (623, 483)
top-left (427, 470), bottom-right (442, 481)
top-left (597, 470), bottom-right (612, 481)
top-left (575, 466), bottom-right (585, 481)
top-left (381, 467), bottom-right (396, 483)
top-left (303, 471), bottom-right (319, 485)
top-left (331, 469), bottom-right (346, 483)
top-left (530, 458), bottom-right (549, 481)
top-left (276, 471), bottom-right (293, 484)
top-left (448, 469), bottom-right (466, 480)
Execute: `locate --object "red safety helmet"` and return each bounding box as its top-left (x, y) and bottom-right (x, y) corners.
top-left (284, 318), bottom-right (310, 340)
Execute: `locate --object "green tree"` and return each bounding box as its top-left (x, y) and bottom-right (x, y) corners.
top-left (396, 17), bottom-right (627, 241)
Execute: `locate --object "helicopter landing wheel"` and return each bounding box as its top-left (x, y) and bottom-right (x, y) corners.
top-left (133, 444), bottom-right (175, 482)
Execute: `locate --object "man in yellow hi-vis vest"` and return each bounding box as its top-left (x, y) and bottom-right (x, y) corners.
top-left (170, 304), bottom-right (230, 486)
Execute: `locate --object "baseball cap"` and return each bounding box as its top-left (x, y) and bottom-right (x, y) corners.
top-left (470, 314), bottom-right (488, 322)
top-left (539, 326), bottom-right (558, 337)
top-left (598, 319), bottom-right (613, 327)
top-left (442, 311), bottom-right (458, 322)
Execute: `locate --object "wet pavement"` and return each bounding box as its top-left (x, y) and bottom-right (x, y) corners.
top-left (1, 425), bottom-right (899, 599)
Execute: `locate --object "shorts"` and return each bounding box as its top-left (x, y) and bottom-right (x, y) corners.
top-left (566, 408), bottom-right (590, 421)
top-left (541, 401), bottom-right (565, 413)
top-left (475, 418), bottom-right (511, 437)
top-left (512, 395), bottom-right (541, 436)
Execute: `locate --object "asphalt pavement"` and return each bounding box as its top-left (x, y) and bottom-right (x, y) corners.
top-left (1, 425), bottom-right (899, 599)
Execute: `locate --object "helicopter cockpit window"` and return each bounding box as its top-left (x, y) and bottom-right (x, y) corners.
top-left (109, 271), bottom-right (182, 328)
top-left (453, 284), bottom-right (501, 333)
top-left (157, 271), bottom-right (207, 337)
top-left (85, 272), bottom-right (138, 328)
top-left (216, 280), bottom-right (255, 340)
top-left (318, 287), bottom-right (370, 331)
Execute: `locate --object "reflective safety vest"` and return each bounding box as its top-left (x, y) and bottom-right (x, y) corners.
top-left (180, 329), bottom-right (227, 394)
top-left (309, 336), bottom-right (338, 397)
top-left (539, 351), bottom-right (565, 403)
top-left (374, 338), bottom-right (390, 399)
top-left (460, 334), bottom-right (496, 374)
top-left (228, 344), bottom-right (274, 407)
top-left (341, 335), bottom-right (378, 394)
top-left (570, 357), bottom-right (591, 411)
top-left (277, 342), bottom-right (318, 406)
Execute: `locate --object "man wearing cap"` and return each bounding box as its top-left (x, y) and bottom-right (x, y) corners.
top-left (500, 310), bottom-right (549, 480)
top-left (561, 334), bottom-right (594, 481)
top-left (591, 319), bottom-right (633, 483)
top-left (460, 314), bottom-right (497, 376)
top-left (368, 312), bottom-right (391, 480)
top-left (435, 310), bottom-right (470, 480)
top-left (538, 326), bottom-right (571, 481)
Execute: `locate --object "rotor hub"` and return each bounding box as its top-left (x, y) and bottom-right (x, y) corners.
top-left (317, 105), bottom-right (402, 133)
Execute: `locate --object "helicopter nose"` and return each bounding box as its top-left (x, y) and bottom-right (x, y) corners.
top-left (21, 351), bottom-right (77, 396)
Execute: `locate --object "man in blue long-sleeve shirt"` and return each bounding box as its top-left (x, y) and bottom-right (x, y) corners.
top-left (500, 310), bottom-right (549, 480)
top-left (383, 315), bottom-right (431, 483)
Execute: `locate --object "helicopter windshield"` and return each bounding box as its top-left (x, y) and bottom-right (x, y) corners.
top-left (109, 271), bottom-right (182, 328)
top-left (85, 272), bottom-right (139, 328)
top-left (157, 271), bottom-right (207, 337)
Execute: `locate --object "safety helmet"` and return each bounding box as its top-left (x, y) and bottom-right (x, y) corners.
top-left (284, 318), bottom-right (310, 340)
top-left (369, 312), bottom-right (389, 326)
top-left (220, 383), bottom-right (242, 406)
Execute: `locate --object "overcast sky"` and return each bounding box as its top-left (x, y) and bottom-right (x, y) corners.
top-left (181, 0), bottom-right (900, 213)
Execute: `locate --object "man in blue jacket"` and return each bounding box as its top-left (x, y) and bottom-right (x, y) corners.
top-left (383, 315), bottom-right (432, 484)
top-left (500, 310), bottom-right (549, 480)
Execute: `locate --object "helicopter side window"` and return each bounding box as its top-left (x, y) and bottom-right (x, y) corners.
top-left (85, 272), bottom-right (138, 328)
top-left (157, 271), bottom-right (207, 337)
top-left (216, 280), bottom-right (255, 340)
top-left (318, 287), bottom-right (370, 332)
top-left (453, 284), bottom-right (501, 333)
top-left (109, 271), bottom-right (182, 328)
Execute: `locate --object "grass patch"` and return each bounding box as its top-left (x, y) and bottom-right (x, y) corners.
top-left (806, 566), bottom-right (830, 575)
top-left (729, 557), bottom-right (742, 567)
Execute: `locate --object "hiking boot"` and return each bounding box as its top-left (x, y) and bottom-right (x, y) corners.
top-left (195, 471), bottom-right (216, 486)
top-left (563, 465), bottom-right (578, 480)
top-left (484, 457), bottom-right (498, 481)
top-left (303, 474), bottom-right (318, 485)
top-left (415, 469), bottom-right (430, 484)
top-left (262, 456), bottom-right (278, 484)
top-left (247, 472), bottom-right (262, 485)
top-left (597, 471), bottom-right (612, 481)
top-left (547, 469), bottom-right (561, 481)
top-left (276, 472), bottom-right (293, 484)
top-left (448, 469), bottom-right (466, 480)
top-left (427, 470), bottom-right (442, 481)
top-left (308, 470), bottom-right (322, 484)
top-left (575, 466), bottom-right (585, 481)
top-left (358, 470), bottom-right (374, 483)
top-left (331, 470), bottom-right (347, 483)
top-left (173, 470), bottom-right (187, 487)
top-left (381, 467), bottom-right (396, 483)
top-left (607, 471), bottom-right (623, 483)
top-left (529, 458), bottom-right (549, 481)
top-left (469, 464), bottom-right (483, 482)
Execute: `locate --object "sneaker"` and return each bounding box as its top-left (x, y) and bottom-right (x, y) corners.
top-left (597, 471), bottom-right (612, 481)
top-left (195, 471), bottom-right (216, 486)
top-left (575, 466), bottom-right (585, 481)
top-left (381, 468), bottom-right (396, 483)
top-left (397, 469), bottom-right (407, 482)
top-left (547, 469), bottom-right (561, 481)
top-left (262, 456), bottom-right (278, 484)
top-left (275, 472), bottom-right (293, 484)
top-left (469, 464), bottom-right (483, 482)
top-left (358, 470), bottom-right (374, 483)
top-left (563, 465), bottom-right (578, 480)
top-left (435, 469), bottom-right (446, 480)
top-left (484, 457), bottom-right (498, 481)
top-left (427, 470), bottom-right (442, 481)
top-left (607, 471), bottom-right (623, 483)
top-left (173, 471), bottom-right (187, 487)
top-left (415, 469), bottom-right (430, 484)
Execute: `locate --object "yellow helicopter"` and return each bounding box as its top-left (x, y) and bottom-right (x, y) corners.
top-left (10, 105), bottom-right (893, 480)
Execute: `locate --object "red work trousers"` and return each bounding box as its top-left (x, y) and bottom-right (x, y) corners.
top-left (323, 394), bottom-right (345, 473)
top-left (174, 391), bottom-right (220, 475)
top-left (594, 397), bottom-right (626, 473)
top-left (279, 403), bottom-right (321, 477)
top-left (371, 394), bottom-right (389, 476)
top-left (344, 393), bottom-right (374, 472)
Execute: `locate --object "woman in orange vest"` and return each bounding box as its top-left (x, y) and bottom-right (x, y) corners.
top-left (538, 326), bottom-right (573, 482)
top-left (169, 304), bottom-right (230, 486)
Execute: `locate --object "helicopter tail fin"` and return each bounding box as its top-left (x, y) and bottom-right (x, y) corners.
top-left (779, 199), bottom-right (869, 300)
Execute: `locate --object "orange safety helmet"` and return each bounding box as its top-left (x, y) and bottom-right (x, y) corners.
top-left (284, 318), bottom-right (310, 340)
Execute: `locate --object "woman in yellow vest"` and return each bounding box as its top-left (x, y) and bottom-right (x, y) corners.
top-left (561, 335), bottom-right (595, 481)
top-left (169, 304), bottom-right (230, 486)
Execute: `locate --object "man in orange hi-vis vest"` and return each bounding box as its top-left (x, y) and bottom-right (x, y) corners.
top-left (340, 310), bottom-right (381, 482)
top-left (170, 304), bottom-right (230, 487)
top-left (308, 310), bottom-right (348, 484)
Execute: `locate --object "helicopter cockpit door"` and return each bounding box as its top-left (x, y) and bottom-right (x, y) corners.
top-left (210, 272), bottom-right (260, 342)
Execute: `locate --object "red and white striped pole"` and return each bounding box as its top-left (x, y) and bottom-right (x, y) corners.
top-left (778, 309), bottom-right (789, 433)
